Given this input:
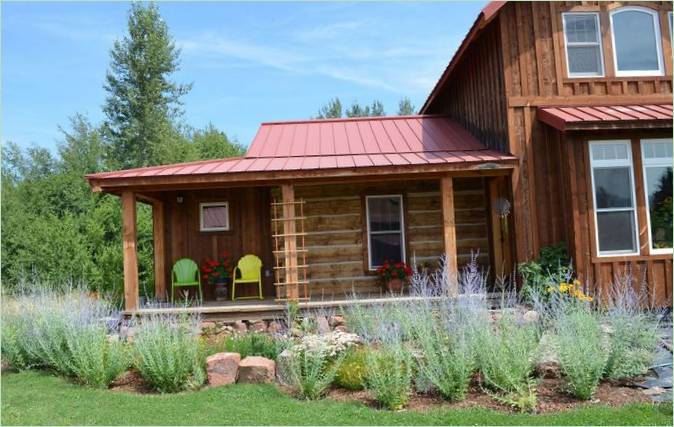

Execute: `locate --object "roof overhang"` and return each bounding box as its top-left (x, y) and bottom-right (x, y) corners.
top-left (537, 104), bottom-right (673, 132)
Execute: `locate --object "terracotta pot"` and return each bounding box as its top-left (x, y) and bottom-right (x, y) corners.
top-left (386, 278), bottom-right (404, 293)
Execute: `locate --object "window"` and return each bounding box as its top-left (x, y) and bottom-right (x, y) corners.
top-left (669, 11), bottom-right (673, 39)
top-left (641, 139), bottom-right (673, 253)
top-left (589, 141), bottom-right (639, 256)
top-left (366, 195), bottom-right (405, 269)
top-left (610, 7), bottom-right (664, 76)
top-left (563, 13), bottom-right (604, 77)
top-left (199, 202), bottom-right (229, 231)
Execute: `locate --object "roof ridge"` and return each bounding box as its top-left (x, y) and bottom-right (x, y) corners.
top-left (259, 114), bottom-right (449, 126)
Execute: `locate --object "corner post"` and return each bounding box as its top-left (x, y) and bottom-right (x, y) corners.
top-left (281, 184), bottom-right (299, 301)
top-left (121, 191), bottom-right (139, 311)
top-left (152, 201), bottom-right (167, 301)
top-left (440, 176), bottom-right (459, 296)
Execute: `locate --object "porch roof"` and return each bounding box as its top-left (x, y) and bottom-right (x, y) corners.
top-left (86, 115), bottom-right (516, 191)
top-left (537, 104), bottom-right (673, 131)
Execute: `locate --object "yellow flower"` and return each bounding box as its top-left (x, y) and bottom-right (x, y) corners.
top-left (559, 283), bottom-right (569, 292)
top-left (547, 287), bottom-right (555, 293)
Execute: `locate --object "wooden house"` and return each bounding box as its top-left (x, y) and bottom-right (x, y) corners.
top-left (86, 1), bottom-right (673, 313)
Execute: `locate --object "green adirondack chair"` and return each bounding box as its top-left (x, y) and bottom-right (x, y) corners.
top-left (231, 254), bottom-right (263, 301)
top-left (171, 258), bottom-right (203, 303)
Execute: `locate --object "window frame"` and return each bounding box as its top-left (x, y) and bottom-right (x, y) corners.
top-left (562, 12), bottom-right (605, 78)
top-left (609, 6), bottom-right (665, 77)
top-left (365, 194), bottom-right (406, 271)
top-left (199, 201), bottom-right (230, 232)
top-left (588, 140), bottom-right (640, 257)
top-left (640, 138), bottom-right (673, 255)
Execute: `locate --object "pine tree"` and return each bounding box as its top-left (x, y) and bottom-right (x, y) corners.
top-left (397, 97), bottom-right (415, 115)
top-left (317, 97), bottom-right (343, 118)
top-left (103, 2), bottom-right (191, 168)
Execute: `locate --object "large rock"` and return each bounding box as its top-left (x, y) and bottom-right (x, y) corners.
top-left (238, 356), bottom-right (276, 384)
top-left (329, 315), bottom-right (345, 327)
top-left (535, 333), bottom-right (561, 379)
top-left (316, 316), bottom-right (331, 334)
top-left (276, 349), bottom-right (294, 386)
top-left (231, 321), bottom-right (247, 335)
top-left (250, 320), bottom-right (268, 333)
top-left (206, 352), bottom-right (241, 386)
top-left (267, 320), bottom-right (284, 334)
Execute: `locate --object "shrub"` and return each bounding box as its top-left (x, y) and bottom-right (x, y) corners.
top-left (65, 325), bottom-right (129, 387)
top-left (518, 242), bottom-right (572, 304)
top-left (220, 333), bottom-right (287, 360)
top-left (555, 307), bottom-right (608, 400)
top-left (364, 344), bottom-right (413, 410)
top-left (133, 314), bottom-right (205, 393)
top-left (417, 330), bottom-right (474, 401)
top-left (287, 345), bottom-right (342, 400)
top-left (334, 347), bottom-right (368, 390)
top-left (0, 305), bottom-right (36, 370)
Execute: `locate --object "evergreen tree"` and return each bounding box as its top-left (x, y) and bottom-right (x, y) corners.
top-left (192, 123), bottom-right (246, 160)
top-left (103, 2), bottom-right (191, 168)
top-left (397, 97), bottom-right (415, 115)
top-left (317, 97), bottom-right (343, 118)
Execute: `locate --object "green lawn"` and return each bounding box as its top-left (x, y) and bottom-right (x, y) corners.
top-left (1, 371), bottom-right (671, 426)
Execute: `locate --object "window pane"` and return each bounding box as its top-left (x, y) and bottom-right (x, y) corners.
top-left (613, 10), bottom-right (659, 71)
top-left (368, 197), bottom-right (402, 231)
top-left (643, 141), bottom-right (673, 159)
top-left (370, 233), bottom-right (403, 267)
top-left (593, 167), bottom-right (633, 209)
top-left (202, 205), bottom-right (228, 229)
top-left (645, 166), bottom-right (673, 249)
top-left (568, 46), bottom-right (602, 74)
top-left (597, 211), bottom-right (637, 253)
top-left (591, 143), bottom-right (629, 161)
top-left (565, 14), bottom-right (599, 43)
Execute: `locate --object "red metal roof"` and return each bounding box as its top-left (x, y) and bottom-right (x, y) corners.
top-left (537, 104), bottom-right (673, 131)
top-left (87, 115), bottom-right (515, 182)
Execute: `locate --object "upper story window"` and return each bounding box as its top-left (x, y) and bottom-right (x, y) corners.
top-left (200, 202), bottom-right (230, 231)
top-left (641, 139), bottom-right (673, 253)
top-left (589, 141), bottom-right (639, 256)
top-left (610, 7), bottom-right (664, 76)
top-left (562, 13), bottom-right (604, 77)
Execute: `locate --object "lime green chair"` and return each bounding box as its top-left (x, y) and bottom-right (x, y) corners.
top-left (231, 255), bottom-right (263, 301)
top-left (171, 258), bottom-right (203, 303)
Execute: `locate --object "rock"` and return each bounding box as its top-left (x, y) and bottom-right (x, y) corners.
top-left (238, 356), bottom-right (276, 384)
top-left (329, 315), bottom-right (345, 327)
top-left (250, 320), bottom-right (268, 333)
top-left (523, 310), bottom-right (539, 323)
top-left (200, 321), bottom-right (217, 331)
top-left (119, 326), bottom-right (135, 343)
top-left (206, 352), bottom-right (241, 386)
top-left (643, 386), bottom-right (666, 396)
top-left (267, 321), bottom-right (284, 334)
top-left (290, 327), bottom-right (304, 337)
top-left (231, 321), bottom-right (247, 335)
top-left (600, 323), bottom-right (614, 335)
top-left (316, 316), bottom-right (331, 334)
top-left (334, 325), bottom-right (348, 333)
top-left (535, 361), bottom-right (562, 379)
top-left (276, 349), bottom-right (294, 386)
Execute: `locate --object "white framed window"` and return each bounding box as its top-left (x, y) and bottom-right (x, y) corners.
top-left (562, 12), bottom-right (605, 77)
top-left (641, 139), bottom-right (673, 254)
top-left (589, 141), bottom-right (640, 256)
top-left (669, 11), bottom-right (673, 39)
top-left (366, 195), bottom-right (406, 270)
top-left (610, 7), bottom-right (664, 76)
top-left (199, 202), bottom-right (230, 231)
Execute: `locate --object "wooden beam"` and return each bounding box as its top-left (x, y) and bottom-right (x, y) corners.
top-left (152, 201), bottom-right (167, 301)
top-left (440, 176), bottom-right (458, 296)
top-left (488, 176), bottom-right (513, 278)
top-left (281, 184), bottom-right (299, 301)
top-left (508, 94), bottom-right (673, 108)
top-left (121, 191), bottom-right (139, 311)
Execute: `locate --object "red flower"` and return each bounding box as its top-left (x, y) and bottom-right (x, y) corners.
top-left (391, 271), bottom-right (398, 278)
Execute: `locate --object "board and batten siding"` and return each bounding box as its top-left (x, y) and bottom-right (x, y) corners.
top-left (289, 179), bottom-right (491, 298)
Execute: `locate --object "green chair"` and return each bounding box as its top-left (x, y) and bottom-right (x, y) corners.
top-left (171, 258), bottom-right (203, 303)
top-left (231, 254), bottom-right (263, 301)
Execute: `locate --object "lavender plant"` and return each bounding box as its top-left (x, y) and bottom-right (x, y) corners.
top-left (287, 344), bottom-right (344, 400)
top-left (133, 314), bottom-right (205, 393)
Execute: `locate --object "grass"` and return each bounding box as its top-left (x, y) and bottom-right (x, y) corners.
top-left (1, 371), bottom-right (671, 426)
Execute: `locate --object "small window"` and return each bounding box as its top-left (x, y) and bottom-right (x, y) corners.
top-left (200, 202), bottom-right (229, 231)
top-left (563, 13), bottom-right (604, 77)
top-left (610, 7), bottom-right (664, 76)
top-left (366, 195), bottom-right (405, 270)
top-left (589, 141), bottom-right (639, 256)
top-left (641, 139), bottom-right (673, 253)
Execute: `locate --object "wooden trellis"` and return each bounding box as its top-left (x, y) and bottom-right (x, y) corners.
top-left (271, 198), bottom-right (309, 301)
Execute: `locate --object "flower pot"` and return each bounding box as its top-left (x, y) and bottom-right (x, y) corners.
top-left (214, 279), bottom-right (228, 301)
top-left (386, 278), bottom-right (404, 293)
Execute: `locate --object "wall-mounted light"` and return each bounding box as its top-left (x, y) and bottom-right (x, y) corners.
top-left (177, 196), bottom-right (184, 204)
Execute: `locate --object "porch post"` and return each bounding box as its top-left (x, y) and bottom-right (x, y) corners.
top-left (440, 176), bottom-right (459, 296)
top-left (152, 201), bottom-right (167, 301)
top-left (281, 183), bottom-right (299, 301)
top-left (121, 191), bottom-right (139, 311)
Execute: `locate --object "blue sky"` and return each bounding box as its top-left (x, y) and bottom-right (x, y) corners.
top-left (2, 1), bottom-right (486, 151)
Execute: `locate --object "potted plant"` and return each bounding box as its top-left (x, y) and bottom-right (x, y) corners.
top-left (201, 251), bottom-right (232, 301)
top-left (376, 260), bottom-right (413, 293)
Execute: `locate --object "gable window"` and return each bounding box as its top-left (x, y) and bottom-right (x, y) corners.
top-left (562, 13), bottom-right (604, 77)
top-left (589, 141), bottom-right (639, 256)
top-left (366, 195), bottom-right (405, 269)
top-left (610, 7), bottom-right (664, 76)
top-left (200, 202), bottom-right (229, 231)
top-left (641, 139), bottom-right (673, 253)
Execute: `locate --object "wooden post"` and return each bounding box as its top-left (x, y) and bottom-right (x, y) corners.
top-left (488, 176), bottom-right (513, 279)
top-left (281, 184), bottom-right (299, 301)
top-left (152, 201), bottom-right (166, 301)
top-left (121, 191), bottom-right (139, 311)
top-left (440, 176), bottom-right (459, 296)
